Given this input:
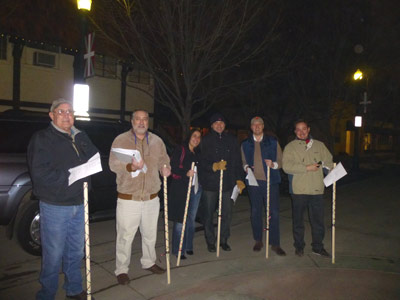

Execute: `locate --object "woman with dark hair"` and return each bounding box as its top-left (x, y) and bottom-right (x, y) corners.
top-left (168, 129), bottom-right (202, 259)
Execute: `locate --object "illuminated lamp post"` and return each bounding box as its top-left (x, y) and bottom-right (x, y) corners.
top-left (75, 0), bottom-right (92, 84)
top-left (352, 69), bottom-right (371, 171)
top-left (74, 0), bottom-right (92, 119)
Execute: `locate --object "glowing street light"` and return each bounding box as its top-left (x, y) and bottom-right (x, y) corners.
top-left (73, 84), bottom-right (90, 120)
top-left (353, 69), bottom-right (363, 80)
top-left (354, 116), bottom-right (362, 127)
top-left (77, 0), bottom-right (92, 11)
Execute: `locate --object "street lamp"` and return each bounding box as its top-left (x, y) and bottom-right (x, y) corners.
top-left (75, 0), bottom-right (92, 84)
top-left (77, 0), bottom-right (92, 11)
top-left (353, 69), bottom-right (363, 80)
top-left (352, 69), bottom-right (370, 171)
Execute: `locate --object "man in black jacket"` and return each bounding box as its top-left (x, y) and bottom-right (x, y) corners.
top-left (27, 99), bottom-right (98, 300)
top-left (199, 113), bottom-right (245, 252)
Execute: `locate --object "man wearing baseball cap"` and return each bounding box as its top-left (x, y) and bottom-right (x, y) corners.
top-left (199, 113), bottom-right (245, 252)
top-left (241, 116), bottom-right (286, 255)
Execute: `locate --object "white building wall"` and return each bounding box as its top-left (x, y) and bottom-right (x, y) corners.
top-left (0, 39), bottom-right (154, 124)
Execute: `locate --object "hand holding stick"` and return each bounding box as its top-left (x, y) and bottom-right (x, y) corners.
top-left (177, 162), bottom-right (195, 266)
top-left (163, 165), bottom-right (171, 284)
top-left (265, 166), bottom-right (270, 259)
top-left (216, 160), bottom-right (224, 258)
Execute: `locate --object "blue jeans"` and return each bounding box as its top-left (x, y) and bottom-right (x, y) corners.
top-left (247, 181), bottom-right (280, 245)
top-left (37, 202), bottom-right (84, 300)
top-left (172, 187), bottom-right (202, 255)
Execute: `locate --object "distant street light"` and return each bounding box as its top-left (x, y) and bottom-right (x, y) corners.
top-left (354, 116), bottom-right (362, 127)
top-left (77, 0), bottom-right (92, 11)
top-left (353, 69), bottom-right (363, 80)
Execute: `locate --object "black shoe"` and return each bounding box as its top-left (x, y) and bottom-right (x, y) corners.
top-left (295, 248), bottom-right (304, 257)
top-left (271, 245), bottom-right (286, 256)
top-left (220, 243), bottom-right (231, 251)
top-left (180, 254), bottom-right (187, 260)
top-left (207, 244), bottom-right (216, 252)
top-left (186, 250), bottom-right (194, 255)
top-left (312, 248), bottom-right (330, 258)
top-left (67, 291), bottom-right (95, 300)
top-left (253, 241), bottom-right (263, 252)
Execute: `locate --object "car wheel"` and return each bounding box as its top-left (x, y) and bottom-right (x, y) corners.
top-left (16, 200), bottom-right (42, 256)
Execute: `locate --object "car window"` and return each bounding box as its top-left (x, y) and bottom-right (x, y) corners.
top-left (0, 119), bottom-right (48, 153)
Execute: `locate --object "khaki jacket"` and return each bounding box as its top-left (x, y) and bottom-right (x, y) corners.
top-left (109, 130), bottom-right (170, 200)
top-left (282, 139), bottom-right (333, 195)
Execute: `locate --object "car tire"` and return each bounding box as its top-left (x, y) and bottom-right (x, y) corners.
top-left (16, 200), bottom-right (42, 256)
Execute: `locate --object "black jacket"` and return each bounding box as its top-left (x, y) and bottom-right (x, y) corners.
top-left (199, 130), bottom-right (244, 192)
top-left (168, 144), bottom-right (200, 223)
top-left (27, 124), bottom-right (98, 206)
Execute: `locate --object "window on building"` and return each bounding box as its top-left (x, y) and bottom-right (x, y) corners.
top-left (94, 54), bottom-right (117, 78)
top-left (128, 66), bottom-right (150, 85)
top-left (0, 35), bottom-right (7, 60)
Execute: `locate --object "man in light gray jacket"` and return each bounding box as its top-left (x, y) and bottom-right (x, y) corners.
top-left (282, 120), bottom-right (333, 258)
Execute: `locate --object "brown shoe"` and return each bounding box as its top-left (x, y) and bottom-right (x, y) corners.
top-left (271, 245), bottom-right (286, 256)
top-left (116, 273), bottom-right (130, 285)
top-left (145, 264), bottom-right (165, 274)
top-left (66, 291), bottom-right (95, 300)
top-left (253, 241), bottom-right (263, 252)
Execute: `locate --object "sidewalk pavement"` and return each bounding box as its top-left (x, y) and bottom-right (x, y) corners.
top-left (1, 165), bottom-right (399, 299)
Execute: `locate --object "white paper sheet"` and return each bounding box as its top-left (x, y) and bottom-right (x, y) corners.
top-left (245, 168), bottom-right (259, 186)
top-left (68, 152), bottom-right (103, 186)
top-left (323, 162), bottom-right (347, 187)
top-left (192, 166), bottom-right (199, 194)
top-left (111, 148), bottom-right (147, 177)
top-left (231, 185), bottom-right (240, 203)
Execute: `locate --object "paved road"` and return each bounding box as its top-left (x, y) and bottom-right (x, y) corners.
top-left (1, 165), bottom-right (399, 299)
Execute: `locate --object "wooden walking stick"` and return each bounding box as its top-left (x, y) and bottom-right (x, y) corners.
top-left (332, 162), bottom-right (337, 264)
top-left (177, 162), bottom-right (195, 266)
top-left (216, 160), bottom-right (224, 258)
top-left (163, 166), bottom-right (171, 284)
top-left (83, 182), bottom-right (92, 300)
top-left (265, 166), bottom-right (270, 259)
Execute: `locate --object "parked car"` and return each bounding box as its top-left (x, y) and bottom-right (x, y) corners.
top-left (0, 109), bottom-right (133, 255)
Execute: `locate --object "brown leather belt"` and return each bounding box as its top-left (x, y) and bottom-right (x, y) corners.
top-left (118, 192), bottom-right (158, 200)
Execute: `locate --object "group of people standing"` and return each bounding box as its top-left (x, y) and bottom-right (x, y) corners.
top-left (27, 98), bottom-right (333, 300)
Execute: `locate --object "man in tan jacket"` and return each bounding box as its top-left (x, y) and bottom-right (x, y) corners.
top-left (109, 109), bottom-right (171, 285)
top-left (282, 120), bottom-right (333, 258)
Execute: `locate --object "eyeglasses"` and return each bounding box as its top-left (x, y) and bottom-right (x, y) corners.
top-left (54, 109), bottom-right (74, 116)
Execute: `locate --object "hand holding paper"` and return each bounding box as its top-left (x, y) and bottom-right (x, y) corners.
top-left (323, 162), bottom-right (347, 187)
top-left (111, 148), bottom-right (147, 177)
top-left (68, 152), bottom-right (103, 186)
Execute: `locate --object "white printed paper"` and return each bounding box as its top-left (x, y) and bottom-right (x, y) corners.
top-left (192, 166), bottom-right (199, 194)
top-left (323, 162), bottom-right (347, 187)
top-left (111, 148), bottom-right (147, 177)
top-left (68, 152), bottom-right (103, 186)
top-left (231, 185), bottom-right (240, 203)
top-left (245, 168), bottom-right (259, 186)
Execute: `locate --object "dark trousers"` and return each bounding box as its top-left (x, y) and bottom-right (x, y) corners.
top-left (247, 181), bottom-right (280, 245)
top-left (291, 194), bottom-right (325, 251)
top-left (202, 189), bottom-right (232, 245)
